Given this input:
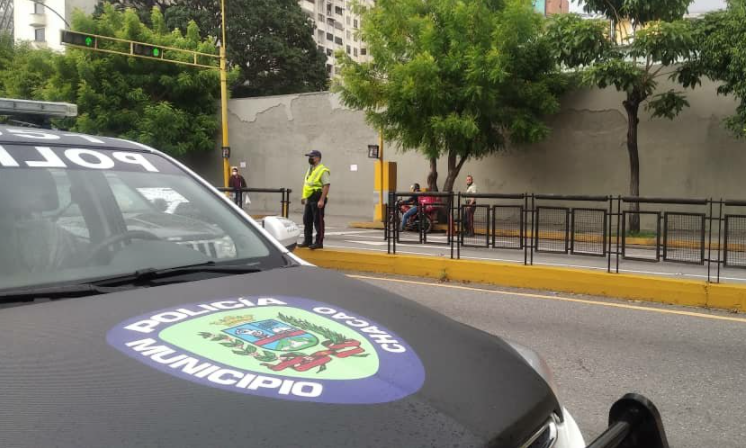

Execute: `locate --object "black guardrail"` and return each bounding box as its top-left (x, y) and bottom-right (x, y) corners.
top-left (217, 187), bottom-right (292, 218)
top-left (383, 192), bottom-right (741, 283)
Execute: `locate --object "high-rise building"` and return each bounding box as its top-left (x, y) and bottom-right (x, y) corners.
top-left (0, 0), bottom-right (13, 37)
top-left (12, 0), bottom-right (97, 50)
top-left (299, 0), bottom-right (374, 77)
top-left (534, 0), bottom-right (569, 15)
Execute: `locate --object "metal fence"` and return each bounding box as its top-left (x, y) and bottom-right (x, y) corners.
top-left (385, 191), bottom-right (744, 283)
top-left (216, 187), bottom-right (292, 218)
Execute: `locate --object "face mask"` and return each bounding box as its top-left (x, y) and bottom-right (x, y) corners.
top-left (308, 157), bottom-right (315, 165)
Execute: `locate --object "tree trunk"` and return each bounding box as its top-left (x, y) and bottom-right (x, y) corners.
top-left (623, 94), bottom-right (641, 233)
top-left (427, 157), bottom-right (439, 192)
top-left (442, 151), bottom-right (467, 193)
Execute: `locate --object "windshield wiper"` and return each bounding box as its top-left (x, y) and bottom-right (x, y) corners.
top-left (0, 262), bottom-right (261, 303)
top-left (0, 284), bottom-right (133, 303)
top-left (93, 261), bottom-right (262, 287)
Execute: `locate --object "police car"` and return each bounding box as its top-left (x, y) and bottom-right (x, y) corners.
top-left (0, 125), bottom-right (669, 448)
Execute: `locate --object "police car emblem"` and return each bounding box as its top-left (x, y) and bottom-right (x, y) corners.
top-left (107, 296), bottom-right (425, 404)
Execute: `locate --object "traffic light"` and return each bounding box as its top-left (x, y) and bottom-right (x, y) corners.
top-left (133, 43), bottom-right (163, 58)
top-left (60, 30), bottom-right (95, 48)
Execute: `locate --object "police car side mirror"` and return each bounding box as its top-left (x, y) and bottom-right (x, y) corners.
top-left (262, 217), bottom-right (301, 252)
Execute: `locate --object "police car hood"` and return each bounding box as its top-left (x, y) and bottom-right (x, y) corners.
top-left (0, 267), bottom-right (560, 448)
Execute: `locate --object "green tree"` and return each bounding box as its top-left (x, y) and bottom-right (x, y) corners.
top-left (0, 38), bottom-right (57, 99)
top-left (547, 1), bottom-right (698, 231)
top-left (335, 0), bottom-right (565, 192)
top-left (102, 0), bottom-right (329, 97)
top-left (34, 4), bottom-right (229, 156)
top-left (687, 0), bottom-right (746, 137)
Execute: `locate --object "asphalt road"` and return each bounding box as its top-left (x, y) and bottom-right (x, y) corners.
top-left (349, 273), bottom-right (746, 448)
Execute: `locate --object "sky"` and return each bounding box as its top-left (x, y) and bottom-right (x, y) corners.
top-left (569, 0), bottom-right (727, 14)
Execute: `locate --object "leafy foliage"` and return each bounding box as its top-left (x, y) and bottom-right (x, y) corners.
top-left (581, 0), bottom-right (690, 25)
top-left (335, 0), bottom-right (566, 192)
top-left (0, 39), bottom-right (57, 99)
top-left (547, 1), bottom-right (697, 230)
top-left (105, 0), bottom-right (329, 97)
top-left (646, 89), bottom-right (690, 119)
top-left (686, 0), bottom-right (746, 137)
top-left (0, 5), bottom-right (228, 156)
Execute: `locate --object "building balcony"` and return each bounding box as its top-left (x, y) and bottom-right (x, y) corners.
top-left (29, 13), bottom-right (46, 27)
top-left (301, 1), bottom-right (314, 13)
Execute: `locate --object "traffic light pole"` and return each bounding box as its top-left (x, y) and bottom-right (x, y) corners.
top-left (219, 45), bottom-right (230, 189)
top-left (61, 29), bottom-right (231, 188)
top-left (219, 0), bottom-right (230, 189)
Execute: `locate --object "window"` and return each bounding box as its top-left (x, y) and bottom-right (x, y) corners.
top-left (317, 30), bottom-right (324, 39)
top-left (353, 47), bottom-right (358, 57)
top-left (346, 45), bottom-right (351, 54)
top-left (354, 34), bottom-right (358, 42)
top-left (318, 13), bottom-right (324, 21)
top-left (346, 30), bottom-right (351, 39)
top-left (326, 48), bottom-right (333, 56)
top-left (346, 16), bottom-right (350, 25)
top-left (318, 45), bottom-right (325, 52)
top-left (334, 36), bottom-right (343, 45)
top-left (327, 17), bottom-right (334, 26)
top-left (353, 19), bottom-right (358, 28)
top-left (326, 3), bottom-right (332, 14)
top-left (361, 48), bottom-right (367, 56)
top-left (326, 32), bottom-right (333, 41)
top-left (0, 149), bottom-right (288, 293)
top-left (34, 2), bottom-right (45, 15)
top-left (34, 28), bottom-right (45, 42)
top-left (326, 64), bottom-right (333, 75)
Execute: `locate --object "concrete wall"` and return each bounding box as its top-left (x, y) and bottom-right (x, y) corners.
top-left (189, 78), bottom-right (745, 218)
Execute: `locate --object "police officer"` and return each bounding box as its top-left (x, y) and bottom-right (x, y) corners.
top-left (299, 150), bottom-right (330, 250)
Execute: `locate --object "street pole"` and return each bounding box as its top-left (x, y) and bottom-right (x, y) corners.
top-left (219, 0), bottom-right (230, 189)
top-left (378, 129), bottom-right (385, 222)
top-left (29, 0), bottom-right (70, 28)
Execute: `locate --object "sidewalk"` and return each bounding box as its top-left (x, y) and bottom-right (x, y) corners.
top-left (291, 213), bottom-right (746, 285)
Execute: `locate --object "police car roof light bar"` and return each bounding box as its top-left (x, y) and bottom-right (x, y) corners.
top-left (0, 98), bottom-right (78, 118)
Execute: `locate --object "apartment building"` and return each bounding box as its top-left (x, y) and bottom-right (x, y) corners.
top-left (535, 0), bottom-right (570, 15)
top-left (0, 0), bottom-right (12, 36)
top-left (12, 0), bottom-right (96, 50)
top-left (299, 0), bottom-right (373, 76)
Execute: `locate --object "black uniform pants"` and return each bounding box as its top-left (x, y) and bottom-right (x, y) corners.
top-left (303, 191), bottom-right (326, 245)
top-left (233, 189), bottom-right (243, 209)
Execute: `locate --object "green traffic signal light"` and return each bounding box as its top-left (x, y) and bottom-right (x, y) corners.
top-left (61, 31), bottom-right (96, 48)
top-left (133, 43), bottom-right (162, 58)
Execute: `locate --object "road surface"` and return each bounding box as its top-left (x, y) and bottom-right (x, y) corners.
top-left (349, 272), bottom-right (746, 448)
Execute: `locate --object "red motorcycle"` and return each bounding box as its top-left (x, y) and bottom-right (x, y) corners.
top-left (397, 195), bottom-right (440, 234)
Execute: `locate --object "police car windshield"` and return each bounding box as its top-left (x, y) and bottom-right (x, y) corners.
top-left (0, 143), bottom-right (284, 292)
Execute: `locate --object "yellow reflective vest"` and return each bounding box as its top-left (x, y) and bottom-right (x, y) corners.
top-left (302, 163), bottom-right (330, 199)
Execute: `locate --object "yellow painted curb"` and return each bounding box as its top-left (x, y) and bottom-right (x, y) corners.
top-left (349, 221), bottom-right (384, 230)
top-left (296, 248), bottom-right (746, 312)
